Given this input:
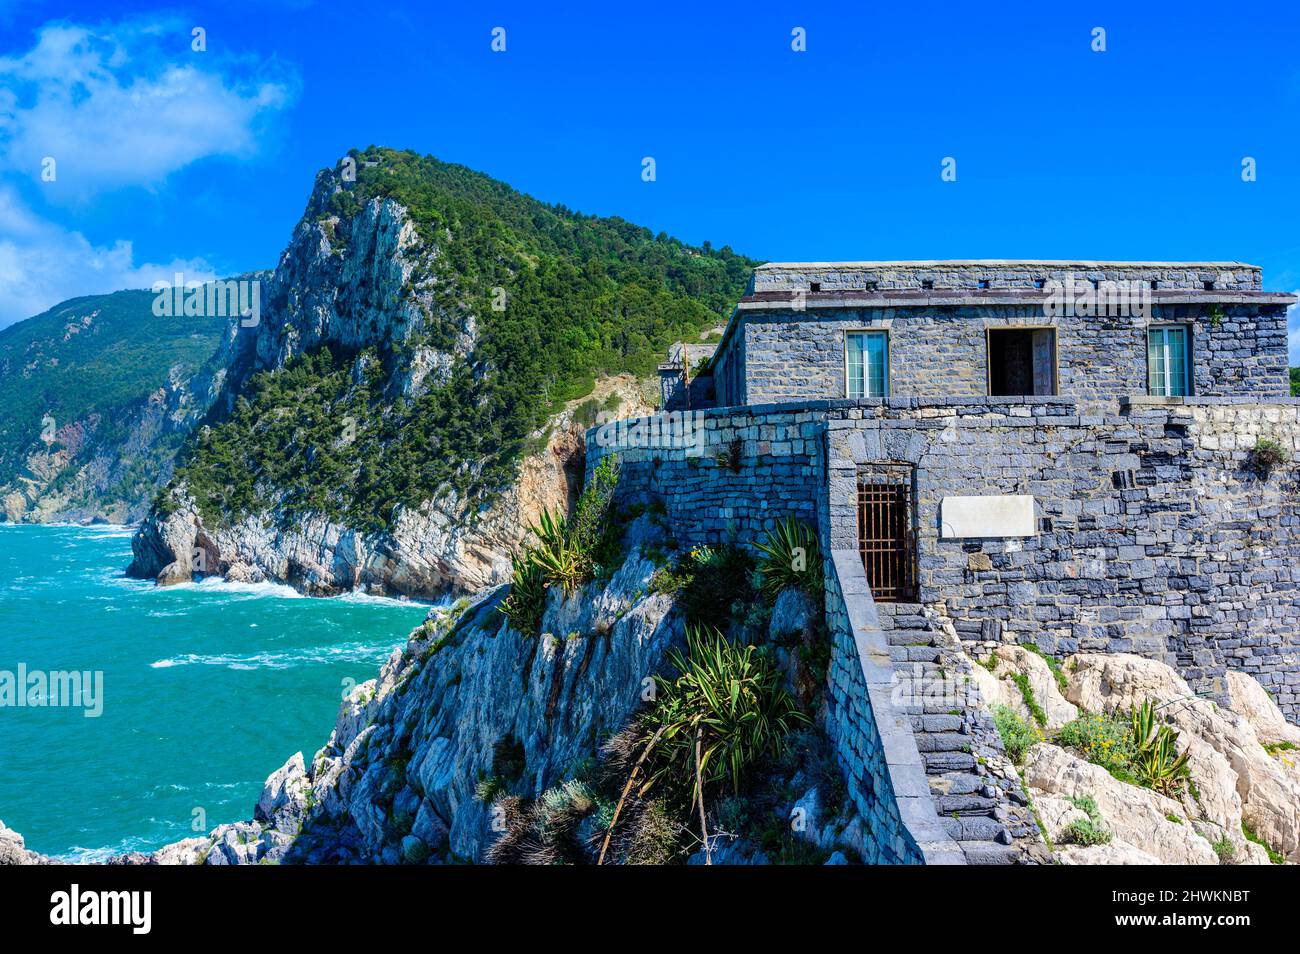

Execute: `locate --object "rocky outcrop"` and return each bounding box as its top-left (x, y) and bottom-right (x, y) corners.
top-left (997, 652), bottom-right (1299, 865)
top-left (1022, 743), bottom-right (1220, 864)
top-left (973, 645), bottom-right (1078, 732)
top-left (120, 516), bottom-right (685, 864)
top-left (2, 323), bottom-right (244, 525)
top-left (128, 376), bottom-right (649, 597)
top-left (123, 160), bottom-right (655, 596)
top-left (0, 821), bottom-right (51, 865)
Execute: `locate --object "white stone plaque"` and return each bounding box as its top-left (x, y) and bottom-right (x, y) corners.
top-left (940, 495), bottom-right (1035, 538)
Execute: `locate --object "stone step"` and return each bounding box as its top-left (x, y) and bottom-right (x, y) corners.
top-left (957, 842), bottom-right (1022, 866)
top-left (888, 644), bottom-right (942, 664)
top-left (923, 751), bottom-right (977, 774)
top-left (910, 714), bottom-right (963, 733)
top-left (941, 815), bottom-right (1011, 844)
top-left (912, 732), bottom-right (972, 754)
top-left (882, 614), bottom-right (931, 629)
top-left (933, 793), bottom-right (999, 815)
top-left (927, 773), bottom-right (989, 797)
top-left (885, 630), bottom-right (937, 648)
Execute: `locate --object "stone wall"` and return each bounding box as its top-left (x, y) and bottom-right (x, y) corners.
top-left (585, 406), bottom-right (960, 862)
top-left (586, 404), bottom-right (824, 544)
top-left (823, 396), bottom-right (1300, 717)
top-left (748, 261), bottom-right (1264, 293)
top-left (730, 304), bottom-right (1289, 411)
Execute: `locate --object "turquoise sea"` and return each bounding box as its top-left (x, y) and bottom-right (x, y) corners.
top-left (0, 523), bottom-right (430, 860)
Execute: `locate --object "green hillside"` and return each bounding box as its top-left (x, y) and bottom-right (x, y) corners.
top-left (171, 148), bottom-right (757, 532)
top-left (0, 290), bottom-right (227, 485)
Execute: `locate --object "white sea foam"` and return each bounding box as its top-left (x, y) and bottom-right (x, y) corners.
top-left (149, 639), bottom-right (400, 671)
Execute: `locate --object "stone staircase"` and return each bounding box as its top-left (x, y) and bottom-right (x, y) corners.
top-left (878, 604), bottom-right (1045, 864)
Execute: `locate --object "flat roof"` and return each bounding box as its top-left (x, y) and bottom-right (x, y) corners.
top-left (754, 260), bottom-right (1259, 269)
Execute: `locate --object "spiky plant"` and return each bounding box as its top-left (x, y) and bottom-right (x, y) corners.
top-left (485, 780), bottom-right (598, 865)
top-left (1128, 701), bottom-right (1192, 796)
top-left (499, 551), bottom-right (547, 635)
top-left (644, 625), bottom-right (808, 798)
top-left (755, 516), bottom-right (823, 600)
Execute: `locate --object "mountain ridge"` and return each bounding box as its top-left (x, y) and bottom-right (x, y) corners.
top-left (128, 147), bottom-right (755, 595)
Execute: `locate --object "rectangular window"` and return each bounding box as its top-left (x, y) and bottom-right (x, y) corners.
top-left (988, 328), bottom-right (1056, 396)
top-left (1147, 326), bottom-right (1190, 396)
top-left (846, 331), bottom-right (889, 398)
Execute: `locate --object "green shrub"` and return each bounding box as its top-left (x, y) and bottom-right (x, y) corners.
top-left (676, 544), bottom-right (756, 631)
top-left (755, 517), bottom-right (824, 601)
top-left (1010, 671), bottom-right (1048, 728)
top-left (500, 552), bottom-right (547, 634)
top-left (1249, 437), bottom-right (1290, 477)
top-left (1212, 836), bottom-right (1236, 864)
top-left (1059, 794), bottom-right (1112, 846)
top-left (1242, 821), bottom-right (1284, 865)
top-left (498, 457), bottom-right (621, 634)
top-left (1129, 701), bottom-right (1191, 797)
top-left (645, 624), bottom-right (808, 797)
top-left (991, 704), bottom-right (1043, 765)
top-left (1055, 712), bottom-right (1140, 785)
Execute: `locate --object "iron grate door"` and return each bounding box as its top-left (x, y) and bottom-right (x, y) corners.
top-left (857, 474), bottom-right (917, 602)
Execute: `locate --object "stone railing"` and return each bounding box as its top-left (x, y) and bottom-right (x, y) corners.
top-left (823, 549), bottom-right (964, 864)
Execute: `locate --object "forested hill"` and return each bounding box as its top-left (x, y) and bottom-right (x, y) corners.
top-left (0, 290), bottom-right (230, 522)
top-left (167, 147), bottom-right (758, 535)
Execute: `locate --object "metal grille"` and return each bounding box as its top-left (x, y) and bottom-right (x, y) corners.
top-left (857, 472), bottom-right (916, 603)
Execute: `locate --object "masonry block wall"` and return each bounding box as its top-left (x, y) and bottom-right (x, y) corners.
top-left (585, 407), bottom-right (944, 861)
top-left (823, 397), bottom-right (1300, 716)
top-left (586, 405), bottom-right (825, 544)
top-left (713, 262), bottom-right (1290, 409)
top-left (730, 305), bottom-right (1289, 411)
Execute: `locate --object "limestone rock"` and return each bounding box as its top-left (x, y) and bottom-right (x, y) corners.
top-left (1055, 840), bottom-right (1162, 865)
top-left (1022, 743), bottom-right (1218, 864)
top-left (987, 645), bottom-right (1077, 731)
top-left (1225, 671), bottom-right (1300, 747)
top-left (0, 821), bottom-right (45, 865)
top-left (255, 752), bottom-right (310, 836)
top-left (1031, 794), bottom-right (1089, 844)
top-left (1063, 652), bottom-right (1192, 716)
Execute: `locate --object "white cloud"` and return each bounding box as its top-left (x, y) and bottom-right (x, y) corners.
top-left (0, 184), bottom-right (216, 327)
top-left (0, 20), bottom-right (295, 195)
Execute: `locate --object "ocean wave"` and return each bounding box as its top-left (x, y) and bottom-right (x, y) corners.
top-left (330, 589), bottom-right (446, 609)
top-left (152, 577), bottom-right (305, 601)
top-left (149, 639), bottom-right (400, 671)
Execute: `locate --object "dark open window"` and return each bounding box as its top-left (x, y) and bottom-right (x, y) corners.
top-left (988, 328), bottom-right (1056, 396)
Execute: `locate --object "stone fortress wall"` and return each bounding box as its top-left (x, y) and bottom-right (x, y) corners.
top-left (713, 262), bottom-right (1290, 411)
top-left (587, 391), bottom-right (1300, 861)
top-left (607, 260), bottom-right (1300, 863)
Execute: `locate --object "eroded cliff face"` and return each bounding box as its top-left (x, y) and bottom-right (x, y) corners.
top-left (128, 374), bottom-right (649, 595)
top-left (127, 159), bottom-right (654, 596)
top-left (125, 518), bottom-right (683, 865)
top-left (1, 323), bottom-right (242, 525)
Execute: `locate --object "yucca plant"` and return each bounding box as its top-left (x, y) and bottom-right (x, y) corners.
top-left (527, 508), bottom-right (590, 594)
top-left (755, 516), bottom-right (823, 600)
top-left (499, 551), bottom-right (547, 635)
top-left (1128, 701), bottom-right (1192, 796)
top-left (599, 625), bottom-right (808, 863)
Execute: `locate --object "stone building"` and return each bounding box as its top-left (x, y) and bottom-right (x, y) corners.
top-left (599, 261), bottom-right (1300, 863)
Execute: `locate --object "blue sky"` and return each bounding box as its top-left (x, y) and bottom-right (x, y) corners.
top-left (2, 0), bottom-right (1299, 355)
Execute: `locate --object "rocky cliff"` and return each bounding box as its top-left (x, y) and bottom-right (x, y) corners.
top-left (128, 148), bottom-right (746, 596)
top-left (0, 290), bottom-right (238, 524)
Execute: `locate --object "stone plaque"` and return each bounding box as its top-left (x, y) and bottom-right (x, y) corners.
top-left (941, 495), bottom-right (1035, 538)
